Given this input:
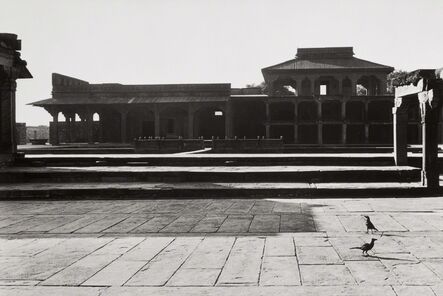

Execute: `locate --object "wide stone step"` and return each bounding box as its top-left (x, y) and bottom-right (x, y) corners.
top-left (0, 166), bottom-right (421, 183)
top-left (0, 181), bottom-right (437, 199)
top-left (17, 154), bottom-right (400, 167)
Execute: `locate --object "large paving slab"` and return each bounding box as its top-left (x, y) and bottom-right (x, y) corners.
top-left (0, 197), bottom-right (443, 295)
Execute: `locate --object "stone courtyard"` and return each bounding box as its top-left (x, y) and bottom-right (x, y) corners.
top-left (1, 197), bottom-right (443, 295)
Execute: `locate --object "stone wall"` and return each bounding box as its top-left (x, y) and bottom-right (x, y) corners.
top-left (15, 123), bottom-right (27, 145)
top-left (27, 126), bottom-right (49, 142)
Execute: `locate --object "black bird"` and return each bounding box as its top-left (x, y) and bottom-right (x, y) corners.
top-left (364, 215), bottom-right (378, 234)
top-left (350, 238), bottom-right (377, 256)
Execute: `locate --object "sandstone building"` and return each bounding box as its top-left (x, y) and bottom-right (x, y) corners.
top-left (32, 47), bottom-right (402, 145)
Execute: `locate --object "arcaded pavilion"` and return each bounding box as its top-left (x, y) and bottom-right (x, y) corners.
top-left (32, 47), bottom-right (405, 145)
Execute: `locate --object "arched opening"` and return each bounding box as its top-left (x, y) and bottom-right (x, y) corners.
top-left (315, 76), bottom-right (339, 95)
top-left (160, 107), bottom-right (187, 138)
top-left (93, 113), bottom-right (100, 121)
top-left (342, 77), bottom-right (352, 96)
top-left (272, 77), bottom-right (297, 96)
top-left (194, 106), bottom-right (225, 139)
top-left (75, 113), bottom-right (81, 122)
top-left (356, 75), bottom-right (381, 96)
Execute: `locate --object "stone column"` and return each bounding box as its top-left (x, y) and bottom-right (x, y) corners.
top-left (317, 100), bottom-right (322, 144)
top-left (265, 101), bottom-right (270, 139)
top-left (85, 111), bottom-right (94, 144)
top-left (293, 101), bottom-right (298, 143)
top-left (188, 105), bottom-right (194, 139)
top-left (50, 110), bottom-right (60, 145)
top-left (364, 101), bottom-right (369, 144)
top-left (0, 79), bottom-right (17, 155)
top-left (154, 105), bottom-right (160, 138)
top-left (393, 97), bottom-right (409, 166)
top-left (98, 110), bottom-right (105, 143)
top-left (120, 110), bottom-right (128, 143)
top-left (341, 100), bottom-right (347, 144)
top-left (225, 101), bottom-right (233, 139)
top-left (419, 89), bottom-right (441, 188)
top-left (296, 79), bottom-right (302, 96)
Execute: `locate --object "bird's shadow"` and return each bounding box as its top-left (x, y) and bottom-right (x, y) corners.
top-left (366, 254), bottom-right (414, 261)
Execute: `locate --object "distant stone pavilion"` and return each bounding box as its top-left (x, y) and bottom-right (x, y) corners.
top-left (32, 47), bottom-right (409, 145)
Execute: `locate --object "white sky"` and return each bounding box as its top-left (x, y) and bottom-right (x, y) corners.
top-left (1, 0), bottom-right (443, 125)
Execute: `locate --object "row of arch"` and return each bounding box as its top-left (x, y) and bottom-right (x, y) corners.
top-left (49, 105), bottom-right (228, 144)
top-left (268, 100), bottom-right (393, 122)
top-left (271, 75), bottom-right (385, 96)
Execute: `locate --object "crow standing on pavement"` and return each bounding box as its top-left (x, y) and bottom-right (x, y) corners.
top-left (364, 215), bottom-right (378, 233)
top-left (350, 238), bottom-right (377, 256)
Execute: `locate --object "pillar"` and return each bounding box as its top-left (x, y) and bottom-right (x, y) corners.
top-left (50, 110), bottom-right (59, 145)
top-left (0, 79), bottom-right (17, 155)
top-left (419, 90), bottom-right (441, 188)
top-left (341, 100), bottom-right (347, 144)
top-left (317, 100), bottom-right (322, 144)
top-left (296, 79), bottom-right (302, 97)
top-left (154, 106), bottom-right (160, 138)
top-left (85, 112), bottom-right (94, 144)
top-left (120, 110), bottom-right (128, 143)
top-left (293, 101), bottom-right (298, 143)
top-left (265, 101), bottom-right (270, 139)
top-left (364, 101), bottom-right (369, 144)
top-left (188, 105), bottom-right (194, 139)
top-left (393, 97), bottom-right (408, 166)
top-left (225, 101), bottom-right (233, 139)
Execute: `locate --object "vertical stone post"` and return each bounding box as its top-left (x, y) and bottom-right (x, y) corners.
top-left (85, 111), bottom-right (94, 144)
top-left (296, 79), bottom-right (302, 96)
top-left (419, 89), bottom-right (441, 188)
top-left (154, 105), bottom-right (160, 138)
top-left (341, 100), bottom-right (347, 144)
top-left (225, 100), bottom-right (233, 139)
top-left (120, 110), bottom-right (128, 143)
top-left (293, 101), bottom-right (298, 143)
top-left (317, 100), bottom-right (323, 144)
top-left (188, 105), bottom-right (194, 139)
top-left (393, 97), bottom-right (408, 166)
top-left (98, 110), bottom-right (104, 143)
top-left (0, 79), bottom-right (17, 155)
top-left (265, 101), bottom-right (270, 139)
top-left (50, 110), bottom-right (59, 145)
top-left (364, 100), bottom-right (370, 144)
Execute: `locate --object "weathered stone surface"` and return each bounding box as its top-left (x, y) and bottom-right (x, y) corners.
top-left (297, 246), bottom-right (342, 264)
top-left (182, 237), bottom-right (234, 269)
top-left (248, 215), bottom-right (280, 233)
top-left (75, 216), bottom-right (127, 233)
top-left (300, 265), bottom-right (356, 285)
top-left (260, 257), bottom-right (300, 286)
top-left (160, 215), bottom-right (204, 233)
top-left (41, 254), bottom-right (120, 285)
top-left (130, 216), bottom-right (177, 233)
top-left (393, 286), bottom-right (436, 296)
top-left (217, 215), bottom-right (252, 233)
top-left (264, 237), bottom-right (295, 256)
top-left (190, 215), bottom-right (227, 232)
top-left (82, 259), bottom-right (147, 286)
top-left (121, 237), bottom-right (174, 261)
top-left (167, 268), bottom-right (220, 286)
top-left (346, 261), bottom-right (397, 285)
top-left (126, 238), bottom-right (202, 286)
top-left (217, 237), bottom-right (264, 285)
top-left (103, 216), bottom-right (153, 233)
top-left (393, 263), bottom-right (441, 285)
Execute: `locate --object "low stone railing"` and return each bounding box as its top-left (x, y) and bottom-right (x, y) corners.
top-left (212, 138), bottom-right (284, 153)
top-left (134, 138), bottom-right (205, 153)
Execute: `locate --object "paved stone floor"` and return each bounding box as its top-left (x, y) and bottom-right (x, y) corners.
top-left (1, 198), bottom-right (443, 295)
